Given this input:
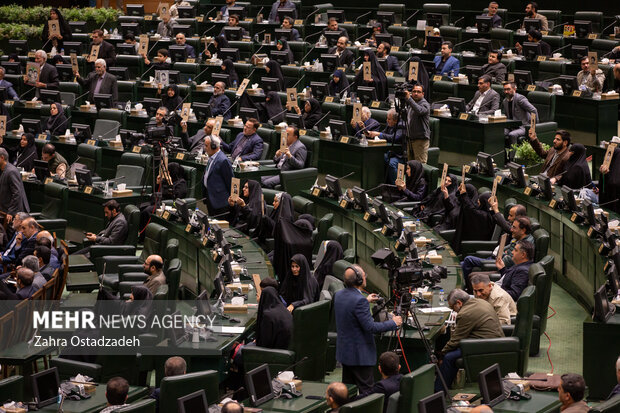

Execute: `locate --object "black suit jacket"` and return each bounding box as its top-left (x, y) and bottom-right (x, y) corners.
top-left (328, 46), bottom-right (354, 67)
top-left (33, 63), bottom-right (59, 98)
top-left (77, 71), bottom-right (118, 105)
top-left (357, 374), bottom-right (402, 412)
top-left (90, 40), bottom-right (116, 68)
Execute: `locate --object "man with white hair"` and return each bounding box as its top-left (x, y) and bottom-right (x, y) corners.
top-left (208, 82), bottom-right (232, 121)
top-left (23, 50), bottom-right (59, 98)
top-left (202, 135), bottom-right (233, 216)
top-left (350, 106), bottom-right (381, 138)
top-left (74, 59), bottom-right (118, 105)
top-left (21, 255), bottom-right (46, 291)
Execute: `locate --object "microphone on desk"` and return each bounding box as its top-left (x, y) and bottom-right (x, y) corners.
top-left (199, 25), bottom-right (217, 40)
top-left (303, 31), bottom-right (323, 43)
top-left (551, 43), bottom-right (572, 55)
top-left (203, 6), bottom-right (217, 20)
top-left (552, 22), bottom-right (571, 33)
top-left (503, 20), bottom-right (521, 29)
top-left (598, 198), bottom-right (620, 207)
top-left (451, 17), bottom-right (464, 26)
top-left (354, 11), bottom-right (373, 24)
top-left (253, 29), bottom-right (267, 43)
top-left (255, 6), bottom-right (264, 20)
top-left (304, 8), bottom-right (322, 24)
top-left (312, 110), bottom-right (332, 130)
top-left (18, 86), bottom-right (36, 100)
top-left (453, 38), bottom-right (473, 51)
top-left (268, 108), bottom-right (289, 122)
top-left (404, 10), bottom-right (421, 25)
top-left (338, 80), bottom-right (357, 97)
top-left (338, 171), bottom-right (355, 180)
top-left (401, 36), bottom-right (419, 49)
top-left (222, 99), bottom-right (239, 116)
top-left (139, 64), bottom-right (157, 81)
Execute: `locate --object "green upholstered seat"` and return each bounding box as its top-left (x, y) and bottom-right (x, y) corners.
top-left (340, 394), bottom-right (384, 413)
top-left (379, 3), bottom-right (406, 23)
top-left (281, 167), bottom-right (318, 196)
top-left (528, 255), bottom-right (553, 355)
top-left (431, 80), bottom-right (458, 102)
top-left (422, 3), bottom-right (451, 25)
top-left (590, 395), bottom-right (620, 413)
top-left (0, 375), bottom-right (23, 404)
top-left (299, 135), bottom-right (319, 168)
top-left (538, 10), bottom-right (561, 29)
top-left (51, 355), bottom-right (142, 385)
top-left (439, 25), bottom-right (462, 48)
top-left (158, 370), bottom-right (219, 413)
top-left (427, 147), bottom-right (440, 168)
top-left (173, 62), bottom-right (200, 84)
top-left (490, 28), bottom-right (514, 50)
top-left (180, 165), bottom-right (197, 198)
top-left (50, 358), bottom-right (103, 382)
top-left (117, 81), bottom-right (137, 105)
top-left (314, 213), bottom-right (334, 253)
top-left (75, 143), bottom-right (102, 175)
top-left (116, 55), bottom-right (144, 80)
top-left (385, 363), bottom-right (436, 413)
top-left (281, 66), bottom-right (306, 90)
top-left (93, 117), bottom-right (121, 141)
top-left (292, 195), bottom-right (314, 215)
top-left (526, 91), bottom-right (557, 144)
top-left (116, 165), bottom-right (145, 188)
top-left (65, 270), bottom-right (99, 292)
top-left (532, 228), bottom-right (550, 262)
top-left (113, 399), bottom-right (156, 413)
top-left (537, 61), bottom-right (565, 81)
top-left (321, 101), bottom-right (347, 122)
top-left (574, 11), bottom-right (604, 33)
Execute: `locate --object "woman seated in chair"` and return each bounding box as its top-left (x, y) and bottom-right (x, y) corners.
top-left (259, 91), bottom-right (285, 124)
top-left (394, 160), bottom-right (427, 202)
top-left (228, 180), bottom-right (265, 234)
top-left (157, 84), bottom-right (183, 113)
top-left (255, 192), bottom-right (295, 243)
top-left (450, 186), bottom-right (495, 254)
top-left (328, 69), bottom-right (349, 97)
top-left (557, 144), bottom-right (592, 190)
top-left (412, 173), bottom-right (458, 221)
top-left (354, 49), bottom-right (389, 101)
top-left (14, 133), bottom-right (38, 172)
top-left (45, 102), bottom-right (69, 137)
top-left (255, 285), bottom-right (293, 348)
top-left (202, 35), bottom-right (229, 60)
top-left (434, 183), bottom-right (478, 232)
top-left (276, 39), bottom-right (295, 63)
top-left (139, 162), bottom-right (187, 232)
top-left (291, 98), bottom-right (323, 130)
top-left (265, 60), bottom-right (285, 91)
top-left (279, 254), bottom-right (319, 312)
top-left (313, 240), bottom-right (343, 289)
top-left (220, 59), bottom-right (239, 87)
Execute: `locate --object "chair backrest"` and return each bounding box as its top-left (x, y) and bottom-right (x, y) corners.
top-left (116, 55), bottom-right (144, 80)
top-left (512, 284), bottom-right (537, 373)
top-left (378, 3), bottom-right (406, 22)
top-left (423, 3), bottom-right (451, 25)
top-left (532, 228), bottom-right (550, 262)
top-left (165, 258), bottom-right (182, 301)
top-left (76, 143), bottom-right (102, 175)
top-left (537, 61), bottom-right (565, 81)
top-left (159, 370), bottom-right (219, 413)
top-left (50, 358), bottom-right (103, 383)
top-left (538, 10), bottom-right (561, 29)
top-left (291, 300), bottom-right (331, 380)
top-left (326, 226), bottom-right (350, 250)
top-left (314, 213), bottom-right (334, 253)
top-left (281, 168), bottom-right (318, 196)
top-left (398, 363), bottom-right (436, 413)
top-left (43, 182), bottom-right (68, 219)
top-left (423, 164), bottom-right (439, 192)
top-left (590, 395), bottom-right (620, 413)
top-left (0, 375), bottom-right (23, 404)
top-left (340, 393), bottom-right (384, 413)
top-left (574, 11), bottom-right (603, 32)
top-left (60, 91), bottom-right (75, 107)
top-left (117, 81), bottom-right (137, 105)
top-left (260, 142), bottom-right (270, 160)
top-left (116, 165), bottom-right (145, 187)
top-left (180, 165), bottom-right (197, 199)
top-left (141, 223), bottom-right (169, 261)
top-left (165, 238), bottom-right (180, 263)
top-left (43, 277), bottom-right (56, 300)
top-left (124, 204), bottom-right (141, 247)
top-left (113, 398), bottom-right (156, 413)
top-left (93, 118), bottom-right (121, 140)
top-left (431, 81), bottom-right (458, 102)
top-left (439, 25), bottom-right (462, 47)
top-left (534, 255), bottom-right (554, 334)
top-left (490, 28), bottom-right (514, 50)
top-left (299, 135), bottom-right (319, 168)
top-left (426, 147), bottom-right (440, 168)
top-left (0, 311), bottom-right (14, 351)
top-left (527, 91), bottom-right (555, 122)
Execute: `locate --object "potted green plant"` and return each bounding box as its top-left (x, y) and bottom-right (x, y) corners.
top-left (510, 141), bottom-right (549, 175)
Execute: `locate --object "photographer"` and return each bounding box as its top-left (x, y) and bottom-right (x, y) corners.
top-left (402, 84), bottom-right (430, 163)
top-left (139, 107), bottom-right (174, 145)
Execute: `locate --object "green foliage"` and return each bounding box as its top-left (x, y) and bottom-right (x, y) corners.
top-left (510, 140), bottom-right (550, 166)
top-left (0, 23), bottom-right (42, 40)
top-left (0, 5), bottom-right (121, 25)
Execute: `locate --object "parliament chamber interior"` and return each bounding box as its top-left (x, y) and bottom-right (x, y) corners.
top-left (0, 0), bottom-right (619, 412)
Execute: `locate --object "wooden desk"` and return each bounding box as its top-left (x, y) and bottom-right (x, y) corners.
top-left (554, 95), bottom-right (618, 145)
top-left (39, 384), bottom-right (148, 413)
top-left (583, 313), bottom-right (620, 400)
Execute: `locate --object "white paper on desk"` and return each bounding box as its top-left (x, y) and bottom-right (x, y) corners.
top-left (212, 326), bottom-right (246, 334)
top-left (418, 306), bottom-right (452, 313)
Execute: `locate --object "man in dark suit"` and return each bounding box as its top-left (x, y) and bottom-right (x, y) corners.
top-left (481, 50), bottom-right (506, 83)
top-left (334, 265), bottom-right (402, 393)
top-left (268, 0), bottom-right (297, 23)
top-left (355, 351), bottom-right (402, 412)
top-left (466, 75), bottom-right (500, 115)
top-left (323, 18), bottom-right (349, 39)
top-left (35, 245), bottom-right (55, 281)
top-left (329, 37), bottom-right (354, 67)
top-left (222, 118), bottom-right (264, 161)
top-left (203, 135), bottom-right (233, 216)
top-left (502, 81), bottom-right (538, 145)
top-left (0, 148), bottom-right (30, 220)
top-left (0, 217), bottom-right (38, 273)
top-left (0, 268), bottom-right (36, 300)
top-left (262, 126), bottom-right (307, 188)
top-left (173, 33), bottom-right (196, 58)
top-left (180, 118), bottom-right (215, 153)
top-left (496, 240), bottom-right (533, 301)
top-left (281, 17), bottom-right (300, 41)
top-left (0, 213), bottom-right (30, 272)
top-left (376, 42), bottom-right (403, 76)
top-left (208, 82), bottom-right (232, 121)
top-left (25, 50), bottom-right (59, 99)
top-left (89, 29), bottom-right (116, 68)
top-left (74, 58), bottom-right (118, 106)
top-left (85, 200), bottom-right (128, 246)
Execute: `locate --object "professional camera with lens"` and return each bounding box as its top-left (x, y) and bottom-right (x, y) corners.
top-left (394, 82), bottom-right (414, 101)
top-left (372, 248), bottom-right (448, 292)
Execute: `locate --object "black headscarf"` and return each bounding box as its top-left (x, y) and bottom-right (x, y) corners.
top-left (416, 173), bottom-right (458, 218)
top-left (272, 217), bottom-right (314, 283)
top-left (450, 191), bottom-right (495, 253)
top-left (41, 8), bottom-right (72, 53)
top-left (354, 49), bottom-right (388, 101)
top-left (298, 214), bottom-right (315, 229)
top-left (45, 102), bottom-right (68, 136)
top-left (50, 54), bottom-right (64, 66)
top-left (234, 179), bottom-right (264, 232)
top-left (161, 84), bottom-right (183, 113)
top-left (255, 286), bottom-right (293, 349)
top-left (329, 69), bottom-right (349, 96)
top-left (163, 162), bottom-right (187, 200)
top-left (301, 98), bottom-right (322, 130)
top-left (279, 254), bottom-right (319, 309)
top-left (265, 60), bottom-right (285, 91)
top-left (274, 192), bottom-right (294, 223)
top-left (277, 39), bottom-right (294, 63)
top-left (15, 133), bottom-right (38, 171)
top-left (313, 240), bottom-right (343, 288)
top-left (261, 91), bottom-right (285, 123)
top-left (406, 160), bottom-right (425, 192)
top-left (600, 147), bottom-right (620, 214)
top-left (559, 144), bottom-right (591, 189)
top-left (214, 35), bottom-right (229, 55)
top-left (221, 59), bottom-right (239, 86)
top-left (434, 183), bottom-right (478, 232)
top-left (256, 192), bottom-right (295, 243)
top-left (410, 56), bottom-right (430, 100)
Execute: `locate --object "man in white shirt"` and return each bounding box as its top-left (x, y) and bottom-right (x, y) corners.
top-left (471, 272), bottom-right (517, 325)
top-left (466, 74), bottom-right (500, 115)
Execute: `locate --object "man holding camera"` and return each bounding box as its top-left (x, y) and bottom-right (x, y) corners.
top-left (402, 84), bottom-right (430, 163)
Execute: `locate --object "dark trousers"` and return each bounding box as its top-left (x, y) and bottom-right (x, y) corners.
top-left (435, 348), bottom-right (462, 392)
top-left (342, 365), bottom-right (375, 394)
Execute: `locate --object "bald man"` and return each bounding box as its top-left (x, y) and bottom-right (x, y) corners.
top-left (143, 255), bottom-right (165, 295)
top-left (208, 81), bottom-right (232, 121)
top-left (326, 382), bottom-right (349, 412)
top-left (471, 406), bottom-right (494, 413)
top-left (181, 118), bottom-right (216, 153)
top-left (328, 36), bottom-right (354, 67)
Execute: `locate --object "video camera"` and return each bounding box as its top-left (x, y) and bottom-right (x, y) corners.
top-left (371, 248), bottom-right (447, 291)
top-left (394, 82), bottom-right (414, 101)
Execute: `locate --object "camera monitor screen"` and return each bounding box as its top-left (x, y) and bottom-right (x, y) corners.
top-left (245, 364), bottom-right (275, 406)
top-left (479, 363), bottom-right (506, 407)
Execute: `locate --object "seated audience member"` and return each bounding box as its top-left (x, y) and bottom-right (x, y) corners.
top-left (466, 75), bottom-right (500, 115)
top-left (279, 254), bottom-right (319, 312)
top-left (395, 160), bottom-right (427, 202)
top-left (144, 107), bottom-right (174, 141)
top-left (14, 134), bottom-right (38, 172)
top-left (329, 37), bottom-right (355, 67)
top-left (221, 59), bottom-right (240, 86)
top-left (558, 374), bottom-right (590, 413)
top-left (268, 0), bottom-right (297, 23)
top-left (150, 356), bottom-right (186, 411)
top-left (376, 42), bottom-right (403, 76)
top-left (142, 49), bottom-right (172, 70)
top-left (202, 35), bottom-right (229, 60)
top-left (481, 2), bottom-right (502, 27)
top-left (356, 351), bottom-right (402, 412)
top-left (35, 245), bottom-right (54, 281)
top-left (354, 49), bottom-right (389, 101)
top-left (222, 402), bottom-right (243, 413)
top-left (482, 50), bottom-right (506, 83)
top-left (44, 102), bottom-right (69, 137)
top-left (557, 144), bottom-right (592, 189)
top-left (599, 145), bottom-right (620, 215)
top-left (228, 180), bottom-right (264, 232)
top-left (434, 184), bottom-right (479, 232)
top-left (374, 109), bottom-right (406, 182)
top-left (314, 241), bottom-right (344, 288)
top-left (364, 22), bottom-right (384, 48)
top-left (262, 126), bottom-right (307, 188)
top-left (351, 106), bottom-right (381, 138)
top-left (608, 356), bottom-right (620, 400)
top-left (265, 60), bottom-right (286, 91)
top-left (157, 84), bottom-right (182, 113)
top-left (208, 81), bottom-right (232, 120)
top-left (577, 56), bottom-right (605, 93)
top-left (202, 135), bottom-right (233, 216)
top-left (156, 13), bottom-right (176, 38)
top-left (471, 273), bottom-right (517, 325)
top-left (323, 18), bottom-right (349, 38)
top-left (36, 231), bottom-right (60, 269)
top-left (436, 289), bottom-right (503, 391)
top-left (255, 285), bottom-right (293, 348)
top-left (88, 29), bottom-right (116, 68)
top-left (325, 382), bottom-right (349, 413)
top-left (142, 255), bottom-right (166, 295)
top-left (0, 217), bottom-right (38, 271)
top-left (181, 118), bottom-right (215, 153)
top-left (488, 199), bottom-right (527, 235)
top-left (450, 187), bottom-right (495, 254)
top-left (99, 377), bottom-right (129, 413)
top-left (169, 0), bottom-right (190, 18)
top-left (41, 144), bottom-right (69, 179)
top-left (255, 192), bottom-right (294, 243)
top-left (515, 29), bottom-right (551, 57)
top-left (414, 174), bottom-right (458, 220)
top-left (521, 2), bottom-right (548, 30)
top-left (222, 118), bottom-right (264, 161)
top-left (329, 69), bottom-right (350, 97)
top-left (24, 50), bottom-right (59, 99)
top-left (496, 240), bottom-right (534, 301)
top-left (83, 200), bottom-right (128, 248)
top-left (281, 17), bottom-right (300, 41)
top-left (433, 41), bottom-right (460, 76)
top-left (172, 33), bottom-right (196, 59)
top-left (502, 81), bottom-right (538, 146)
top-left (528, 128), bottom-right (571, 184)
top-left (0, 268), bottom-right (36, 300)
top-left (123, 34), bottom-right (139, 53)
top-left (20, 255), bottom-right (46, 291)
top-left (0, 67), bottom-right (19, 100)
top-left (292, 98), bottom-right (323, 130)
top-left (0, 213), bottom-right (29, 266)
top-left (220, 14), bottom-right (248, 39)
top-left (276, 39), bottom-right (295, 63)
top-left (74, 59), bottom-right (118, 105)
